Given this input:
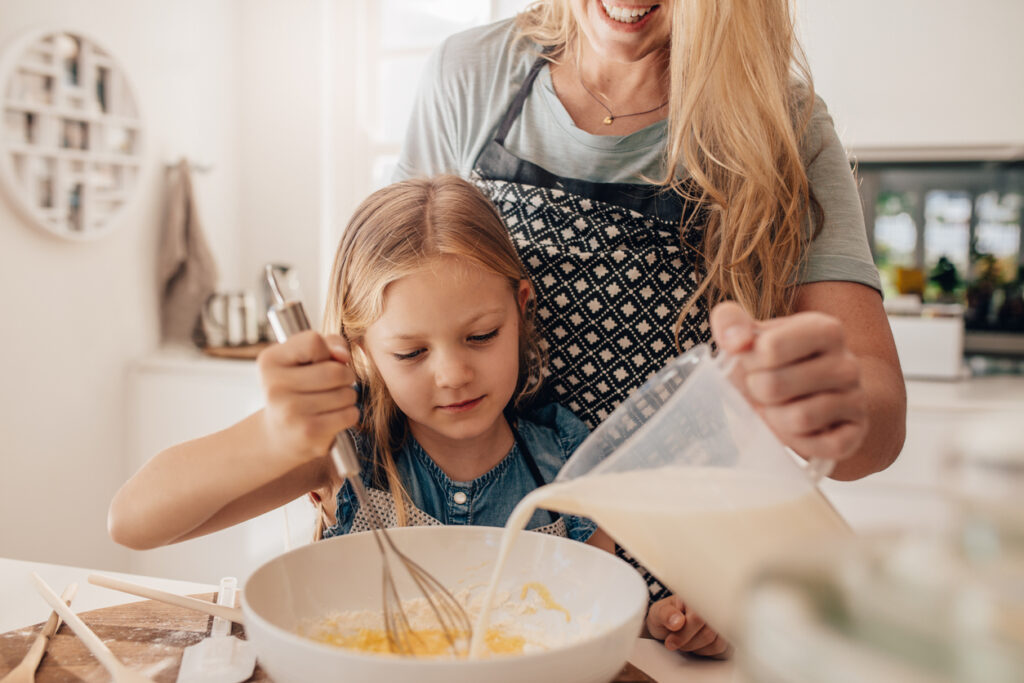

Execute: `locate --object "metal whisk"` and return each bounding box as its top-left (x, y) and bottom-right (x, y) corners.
top-left (264, 265), bottom-right (472, 656)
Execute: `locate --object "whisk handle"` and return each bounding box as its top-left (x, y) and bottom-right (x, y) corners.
top-left (264, 264), bottom-right (362, 481)
top-left (330, 432), bottom-right (361, 479)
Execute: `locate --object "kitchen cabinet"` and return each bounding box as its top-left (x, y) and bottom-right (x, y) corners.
top-left (799, 0), bottom-right (1024, 153)
top-left (124, 350), bottom-right (317, 583)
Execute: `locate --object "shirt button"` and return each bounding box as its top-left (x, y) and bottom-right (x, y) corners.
top-left (453, 491), bottom-right (468, 505)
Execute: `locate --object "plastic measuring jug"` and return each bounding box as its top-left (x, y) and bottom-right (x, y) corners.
top-left (535, 343), bottom-right (850, 640)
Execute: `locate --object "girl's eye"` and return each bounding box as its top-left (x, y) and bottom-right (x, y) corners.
top-left (393, 349), bottom-right (424, 361)
top-left (468, 329), bottom-right (499, 343)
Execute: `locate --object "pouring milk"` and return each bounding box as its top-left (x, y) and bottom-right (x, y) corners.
top-left (469, 466), bottom-right (848, 656)
top-left (469, 345), bottom-right (850, 657)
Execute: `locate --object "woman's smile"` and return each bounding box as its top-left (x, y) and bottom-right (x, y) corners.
top-left (599, 2), bottom-right (660, 29)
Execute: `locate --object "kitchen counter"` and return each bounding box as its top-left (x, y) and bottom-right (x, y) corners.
top-left (905, 374), bottom-right (1024, 412)
top-left (0, 557), bottom-right (736, 682)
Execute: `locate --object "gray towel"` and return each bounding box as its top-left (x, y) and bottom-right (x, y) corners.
top-left (158, 159), bottom-right (219, 345)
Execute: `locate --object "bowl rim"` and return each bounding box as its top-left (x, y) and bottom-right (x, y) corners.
top-left (240, 525), bottom-right (649, 667)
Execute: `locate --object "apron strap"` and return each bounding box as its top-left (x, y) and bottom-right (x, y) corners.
top-left (510, 416), bottom-right (561, 525)
top-left (493, 56), bottom-right (548, 147)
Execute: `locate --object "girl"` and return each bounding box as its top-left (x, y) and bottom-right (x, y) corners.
top-left (109, 175), bottom-right (725, 656)
top-left (109, 175), bottom-right (598, 547)
top-left (110, 175), bottom-right (724, 656)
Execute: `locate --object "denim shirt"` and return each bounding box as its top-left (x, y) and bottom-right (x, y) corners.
top-left (323, 403), bottom-right (596, 543)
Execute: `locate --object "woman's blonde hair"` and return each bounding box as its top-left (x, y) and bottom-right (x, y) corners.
top-left (516, 0), bottom-right (822, 337)
top-left (321, 175), bottom-right (545, 527)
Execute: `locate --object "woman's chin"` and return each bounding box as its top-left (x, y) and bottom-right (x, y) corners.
top-left (584, 1), bottom-right (670, 62)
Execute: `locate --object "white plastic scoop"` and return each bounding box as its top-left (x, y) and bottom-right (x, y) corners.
top-left (175, 577), bottom-right (255, 683)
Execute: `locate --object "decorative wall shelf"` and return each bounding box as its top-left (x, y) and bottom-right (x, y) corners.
top-left (0, 28), bottom-right (143, 240)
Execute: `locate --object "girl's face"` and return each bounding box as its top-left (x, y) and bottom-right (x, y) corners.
top-left (570, 0), bottom-right (674, 64)
top-left (361, 257), bottom-right (529, 450)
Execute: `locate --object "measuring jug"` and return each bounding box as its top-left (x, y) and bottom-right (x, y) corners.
top-left (534, 344), bottom-right (850, 641)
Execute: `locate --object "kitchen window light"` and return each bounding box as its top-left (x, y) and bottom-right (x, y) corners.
top-left (358, 0), bottom-right (533, 189)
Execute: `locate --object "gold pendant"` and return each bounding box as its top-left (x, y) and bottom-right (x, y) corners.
top-left (603, 115), bottom-right (614, 125)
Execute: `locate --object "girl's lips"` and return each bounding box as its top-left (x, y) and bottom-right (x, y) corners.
top-left (438, 396), bottom-right (485, 413)
top-left (595, 1), bottom-right (660, 32)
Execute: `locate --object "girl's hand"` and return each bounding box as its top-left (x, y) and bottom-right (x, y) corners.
top-left (256, 331), bottom-right (360, 463)
top-left (646, 596), bottom-right (730, 657)
top-left (710, 301), bottom-right (868, 466)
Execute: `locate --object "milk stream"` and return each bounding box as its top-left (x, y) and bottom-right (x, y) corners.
top-left (468, 466), bottom-right (849, 658)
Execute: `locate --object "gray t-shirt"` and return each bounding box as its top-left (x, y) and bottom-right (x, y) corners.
top-left (394, 18), bottom-right (881, 292)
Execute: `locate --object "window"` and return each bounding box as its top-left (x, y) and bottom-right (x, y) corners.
top-left (975, 191), bottom-right (1024, 284)
top-left (859, 162), bottom-right (1024, 323)
top-left (923, 190), bottom-right (971, 277)
top-left (360, 0), bottom-right (533, 189)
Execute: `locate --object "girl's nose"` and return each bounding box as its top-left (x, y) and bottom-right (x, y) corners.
top-left (434, 350), bottom-right (473, 388)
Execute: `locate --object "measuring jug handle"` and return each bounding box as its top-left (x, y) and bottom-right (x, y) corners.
top-left (714, 350), bottom-right (836, 484)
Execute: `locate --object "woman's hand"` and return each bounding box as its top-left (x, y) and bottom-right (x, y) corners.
top-left (646, 596), bottom-right (730, 657)
top-left (709, 301), bottom-right (868, 467)
top-left (257, 331), bottom-right (360, 464)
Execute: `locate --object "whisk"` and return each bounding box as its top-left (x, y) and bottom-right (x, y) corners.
top-left (264, 265), bottom-right (473, 656)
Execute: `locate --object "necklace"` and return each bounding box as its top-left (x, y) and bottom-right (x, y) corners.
top-left (578, 69), bottom-right (668, 125)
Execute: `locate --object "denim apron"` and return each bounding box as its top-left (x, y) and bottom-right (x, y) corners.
top-left (471, 57), bottom-right (711, 603)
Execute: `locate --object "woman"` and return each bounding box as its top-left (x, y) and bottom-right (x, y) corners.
top-left (393, 0), bottom-right (906, 655)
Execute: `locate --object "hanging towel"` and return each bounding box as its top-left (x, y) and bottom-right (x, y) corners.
top-left (157, 158), bottom-right (219, 345)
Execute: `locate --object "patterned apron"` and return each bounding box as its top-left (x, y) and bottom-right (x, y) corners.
top-left (471, 57), bottom-right (711, 603)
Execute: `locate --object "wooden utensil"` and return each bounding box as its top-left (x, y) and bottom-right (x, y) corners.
top-left (88, 574), bottom-right (244, 623)
top-left (0, 583), bottom-right (77, 683)
top-left (31, 573), bottom-right (156, 683)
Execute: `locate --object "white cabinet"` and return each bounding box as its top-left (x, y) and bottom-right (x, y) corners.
top-left (799, 0), bottom-right (1024, 152)
top-left (125, 350), bottom-right (316, 583)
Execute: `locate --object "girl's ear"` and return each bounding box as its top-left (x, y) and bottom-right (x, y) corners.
top-left (517, 279), bottom-right (532, 314)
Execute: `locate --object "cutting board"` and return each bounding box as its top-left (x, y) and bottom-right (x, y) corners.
top-left (0, 594), bottom-right (269, 682)
top-left (0, 596), bottom-right (654, 682)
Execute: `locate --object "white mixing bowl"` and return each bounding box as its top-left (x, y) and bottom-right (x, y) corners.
top-left (241, 525), bottom-right (647, 683)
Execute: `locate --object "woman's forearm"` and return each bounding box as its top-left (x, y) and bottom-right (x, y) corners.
top-left (830, 354), bottom-right (906, 481)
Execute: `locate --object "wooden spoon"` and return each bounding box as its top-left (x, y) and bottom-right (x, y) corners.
top-left (0, 583), bottom-right (78, 683)
top-left (31, 573), bottom-right (156, 683)
top-left (88, 574), bottom-right (244, 623)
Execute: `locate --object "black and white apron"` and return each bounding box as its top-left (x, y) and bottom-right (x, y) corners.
top-left (471, 57), bottom-right (712, 603)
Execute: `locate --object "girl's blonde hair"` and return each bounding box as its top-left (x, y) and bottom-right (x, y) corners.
top-left (516, 0), bottom-right (822, 337)
top-left (321, 175), bottom-right (545, 527)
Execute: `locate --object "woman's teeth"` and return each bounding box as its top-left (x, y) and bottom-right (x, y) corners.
top-left (601, 2), bottom-right (655, 23)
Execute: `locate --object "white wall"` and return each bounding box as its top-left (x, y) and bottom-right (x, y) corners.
top-left (237, 0), bottom-right (331, 323)
top-left (799, 0), bottom-right (1024, 151)
top-left (0, 0), bottom-right (243, 569)
top-left (235, 0), bottom-right (365, 325)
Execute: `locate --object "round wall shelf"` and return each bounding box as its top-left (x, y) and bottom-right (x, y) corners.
top-left (0, 28), bottom-right (143, 240)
